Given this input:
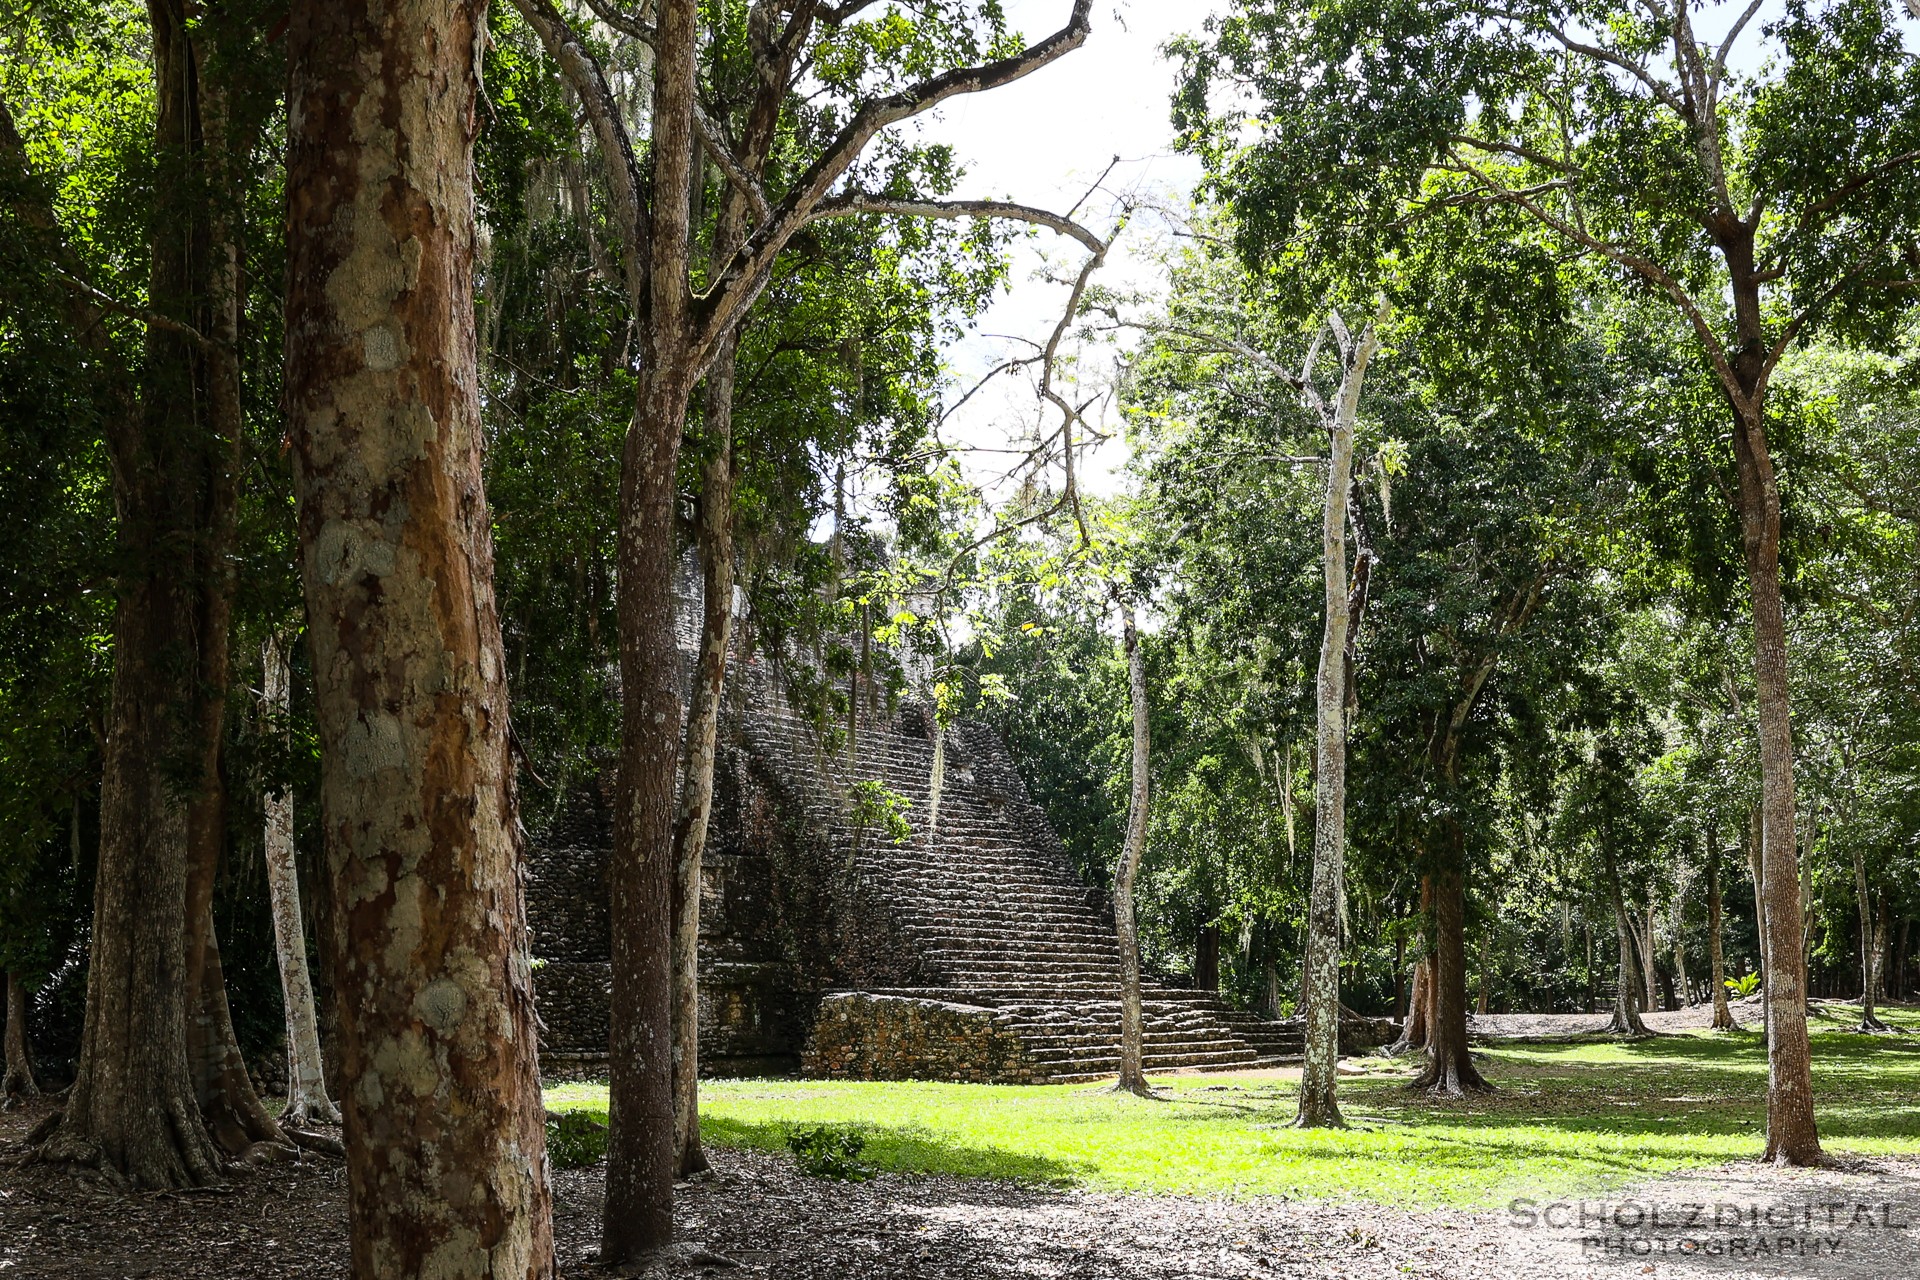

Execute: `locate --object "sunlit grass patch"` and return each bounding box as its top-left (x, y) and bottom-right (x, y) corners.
top-left (545, 1015), bottom-right (1920, 1207)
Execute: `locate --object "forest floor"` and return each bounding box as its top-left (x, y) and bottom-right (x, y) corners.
top-left (3, 1006), bottom-right (1917, 1279)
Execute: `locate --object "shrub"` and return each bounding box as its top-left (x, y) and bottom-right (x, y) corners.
top-left (785, 1123), bottom-right (875, 1181)
top-left (546, 1111), bottom-right (609, 1169)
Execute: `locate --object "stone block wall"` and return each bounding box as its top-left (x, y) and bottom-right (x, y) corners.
top-left (800, 992), bottom-right (1041, 1084)
top-left (526, 679), bottom-right (935, 1077)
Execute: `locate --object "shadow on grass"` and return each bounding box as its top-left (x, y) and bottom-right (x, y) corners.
top-left (699, 1115), bottom-right (1088, 1187)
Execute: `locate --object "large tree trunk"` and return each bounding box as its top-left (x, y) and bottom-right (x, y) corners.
top-left (262, 636), bottom-right (339, 1127)
top-left (1729, 392), bottom-right (1821, 1164)
top-left (1411, 856), bottom-right (1487, 1094)
top-left (1707, 833), bottom-right (1738, 1030)
top-left (1111, 607), bottom-right (1152, 1097)
top-left (3, 971), bottom-right (36, 1104)
top-left (33, 0), bottom-right (238, 1189)
top-left (285, 2), bottom-right (555, 1274)
top-left (174, 13), bottom-right (286, 1160)
top-left (601, 0), bottom-right (702, 1258)
top-left (670, 339), bottom-right (738, 1179)
top-left (1602, 845), bottom-right (1649, 1038)
top-left (1387, 957), bottom-right (1431, 1055)
top-left (1196, 924), bottom-right (1220, 991)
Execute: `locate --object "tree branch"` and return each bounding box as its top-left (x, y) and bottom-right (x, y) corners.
top-left (1445, 142), bottom-right (1739, 402)
top-left (694, 0), bottom-right (1094, 363)
top-left (808, 194), bottom-right (1105, 255)
top-left (695, 103), bottom-right (771, 225)
top-left (510, 0), bottom-right (649, 285)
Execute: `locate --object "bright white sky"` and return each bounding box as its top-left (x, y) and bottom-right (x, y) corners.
top-left (900, 0), bottom-right (1228, 500)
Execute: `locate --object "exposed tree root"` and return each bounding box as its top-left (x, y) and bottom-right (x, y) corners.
top-left (277, 1096), bottom-right (342, 1129)
top-left (1410, 1055), bottom-right (1494, 1098)
top-left (283, 1128), bottom-right (345, 1158)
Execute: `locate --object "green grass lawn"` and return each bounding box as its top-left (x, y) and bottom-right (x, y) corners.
top-left (546, 1004), bottom-right (1920, 1208)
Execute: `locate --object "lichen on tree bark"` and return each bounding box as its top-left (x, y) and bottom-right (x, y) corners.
top-left (284, 0), bottom-right (556, 1272)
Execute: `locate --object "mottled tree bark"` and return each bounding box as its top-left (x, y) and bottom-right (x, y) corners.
top-left (601, 0), bottom-right (702, 1257)
top-left (1111, 608), bottom-right (1152, 1097)
top-left (262, 636), bottom-right (340, 1126)
top-left (3, 972), bottom-right (36, 1104)
top-left (1297, 310), bottom-right (1381, 1128)
top-left (285, 1), bottom-right (555, 1274)
top-left (1707, 833), bottom-right (1738, 1031)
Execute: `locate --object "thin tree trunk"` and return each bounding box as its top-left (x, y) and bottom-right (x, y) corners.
top-left (1639, 901), bottom-right (1660, 1012)
top-left (1747, 805), bottom-right (1766, 1011)
top-left (1671, 889), bottom-right (1691, 1008)
top-left (262, 635), bottom-right (338, 1127)
top-left (1585, 919), bottom-right (1595, 1014)
top-left (1392, 930), bottom-right (1406, 1020)
top-left (285, 2), bottom-right (555, 1273)
top-left (1722, 369), bottom-right (1822, 1161)
top-left (669, 341), bottom-right (738, 1178)
top-left (1387, 877), bottom-right (1431, 1055)
top-left (1898, 918), bottom-right (1910, 1003)
top-left (1708, 835), bottom-right (1738, 1030)
top-left (1111, 607), bottom-right (1152, 1097)
top-left (602, 0), bottom-right (703, 1254)
top-left (1475, 929), bottom-right (1495, 1015)
top-left (1392, 958), bottom-right (1431, 1053)
top-left (3, 971), bottom-right (36, 1103)
top-left (1854, 849), bottom-right (1889, 1033)
top-left (1602, 845), bottom-right (1649, 1038)
top-left (1297, 311), bottom-right (1378, 1129)
top-left (927, 719), bottom-right (946, 837)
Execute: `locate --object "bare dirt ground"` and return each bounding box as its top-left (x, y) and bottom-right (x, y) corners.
top-left (6, 1094), bottom-right (1917, 1280)
top-left (1469, 995), bottom-right (1776, 1041)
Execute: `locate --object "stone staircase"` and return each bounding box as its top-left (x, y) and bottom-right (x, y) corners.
top-left (741, 667), bottom-right (1323, 1083)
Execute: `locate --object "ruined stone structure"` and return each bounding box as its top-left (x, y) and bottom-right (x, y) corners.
top-left (527, 641), bottom-right (1388, 1082)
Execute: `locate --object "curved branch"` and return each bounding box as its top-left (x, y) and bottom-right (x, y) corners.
top-left (694, 0), bottom-right (1094, 361)
top-left (808, 194), bottom-right (1105, 255)
top-left (510, 0), bottom-right (649, 283)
